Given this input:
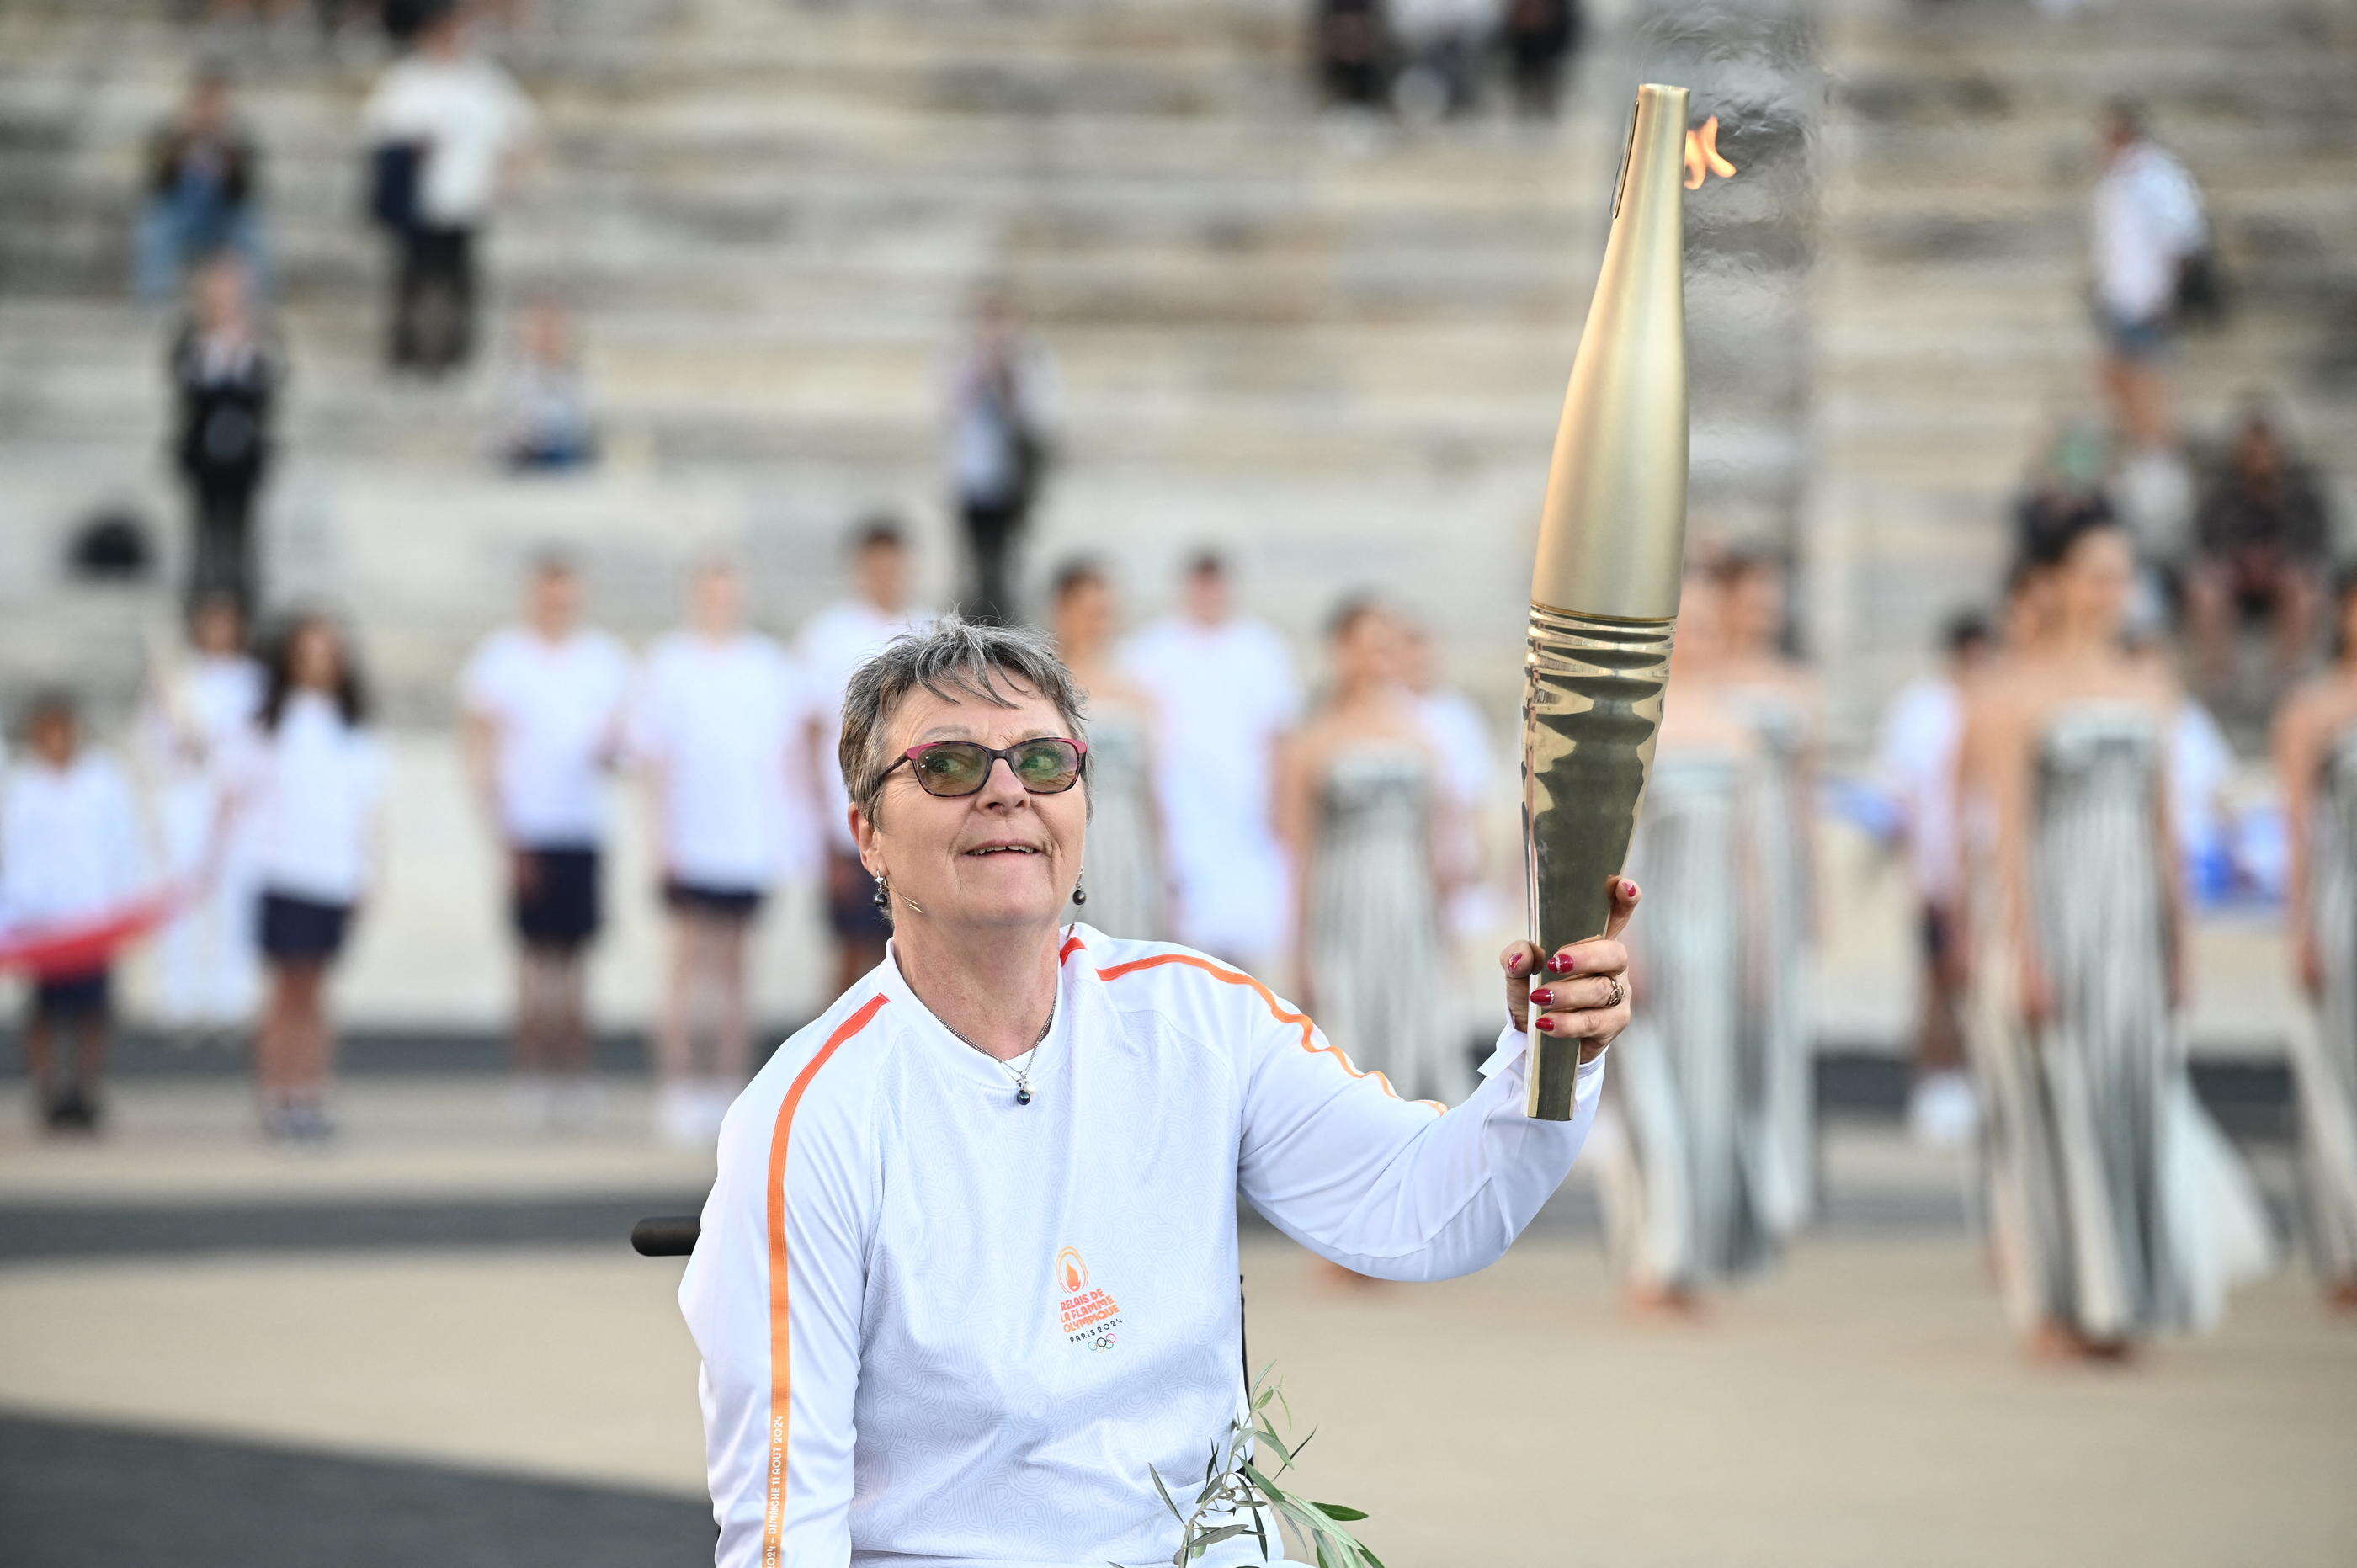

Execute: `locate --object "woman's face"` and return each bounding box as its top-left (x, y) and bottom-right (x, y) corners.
top-left (191, 598), bottom-right (243, 656)
top-left (1333, 609), bottom-right (1398, 688)
top-left (1053, 577), bottom-right (1112, 656)
top-left (290, 622), bottom-right (342, 692)
top-left (2055, 528), bottom-right (2133, 634)
top-left (854, 678), bottom-right (1087, 936)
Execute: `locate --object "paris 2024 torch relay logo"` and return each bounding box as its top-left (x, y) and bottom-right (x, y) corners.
top-left (1054, 1246), bottom-right (1123, 1353)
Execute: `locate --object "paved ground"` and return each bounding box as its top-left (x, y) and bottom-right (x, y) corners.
top-left (0, 1080), bottom-right (2349, 1567)
top-left (3, 1232), bottom-right (2352, 1566)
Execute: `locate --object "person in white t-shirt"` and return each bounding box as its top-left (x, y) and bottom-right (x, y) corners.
top-left (2089, 98), bottom-right (2205, 454)
top-left (361, 5), bottom-right (536, 374)
top-left (1, 693), bottom-right (148, 1135)
top-left (1119, 550), bottom-right (1302, 973)
top-left (680, 618), bottom-right (1639, 1565)
top-left (460, 554), bottom-right (632, 1127)
top-left (631, 561), bottom-right (823, 1145)
top-left (138, 590), bottom-right (266, 1036)
top-left (238, 614), bottom-right (388, 1143)
top-left (795, 517), bottom-right (935, 995)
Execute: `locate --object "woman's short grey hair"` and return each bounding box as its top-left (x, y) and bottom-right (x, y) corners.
top-left (838, 615), bottom-right (1089, 823)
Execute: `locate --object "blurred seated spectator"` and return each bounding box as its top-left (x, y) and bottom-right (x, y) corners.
top-left (1389, 0), bottom-right (1487, 120)
top-left (498, 297), bottom-right (599, 473)
top-left (170, 254), bottom-right (281, 614)
top-left (135, 62), bottom-right (268, 306)
top-left (2184, 405), bottom-right (2333, 693)
top-left (1502, 0), bottom-right (1581, 120)
top-left (1312, 0), bottom-right (1392, 112)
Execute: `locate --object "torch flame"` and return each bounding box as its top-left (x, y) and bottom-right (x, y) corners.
top-left (1684, 115), bottom-right (1737, 190)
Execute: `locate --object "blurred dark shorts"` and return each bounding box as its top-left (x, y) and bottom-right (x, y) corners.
top-left (824, 848), bottom-right (891, 942)
top-left (2098, 307), bottom-right (2172, 364)
top-left (663, 879), bottom-right (766, 924)
top-left (514, 844), bottom-right (601, 952)
top-left (258, 890), bottom-right (354, 964)
top-left (1920, 902), bottom-right (1956, 964)
top-left (31, 968), bottom-right (111, 1022)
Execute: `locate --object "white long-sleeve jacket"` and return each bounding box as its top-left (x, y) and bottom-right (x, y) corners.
top-left (680, 925), bottom-right (1604, 1567)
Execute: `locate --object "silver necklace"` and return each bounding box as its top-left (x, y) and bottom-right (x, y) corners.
top-left (943, 996), bottom-right (1055, 1105)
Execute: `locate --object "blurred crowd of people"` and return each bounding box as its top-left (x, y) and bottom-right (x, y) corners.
top-left (2, 528), bottom-right (1520, 1155)
top-left (1311, 0), bottom-right (1585, 125)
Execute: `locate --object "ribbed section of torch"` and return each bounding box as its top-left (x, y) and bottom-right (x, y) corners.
top-left (1519, 603), bottom-right (1674, 1120)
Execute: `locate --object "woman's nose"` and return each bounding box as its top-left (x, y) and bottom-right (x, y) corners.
top-left (976, 757), bottom-right (1029, 804)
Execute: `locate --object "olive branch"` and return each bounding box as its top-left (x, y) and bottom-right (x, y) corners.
top-left (1118, 1365), bottom-right (1386, 1568)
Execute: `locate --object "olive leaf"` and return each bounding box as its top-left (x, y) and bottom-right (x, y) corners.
top-left (1143, 1368), bottom-right (1384, 1568)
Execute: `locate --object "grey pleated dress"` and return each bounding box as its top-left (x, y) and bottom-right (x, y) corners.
top-left (1977, 704), bottom-right (2271, 1340)
top-left (2293, 724), bottom-right (2357, 1284)
top-left (1300, 741), bottom-right (1458, 1104)
top-left (1728, 688), bottom-right (1817, 1239)
top-left (1596, 748), bottom-right (1775, 1291)
top-left (1077, 711), bottom-right (1165, 941)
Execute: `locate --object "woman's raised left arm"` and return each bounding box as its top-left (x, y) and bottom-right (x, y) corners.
top-left (1235, 883), bottom-right (1635, 1282)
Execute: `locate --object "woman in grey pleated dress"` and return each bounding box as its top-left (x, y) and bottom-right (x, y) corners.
top-left (1050, 560), bottom-right (1168, 941)
top-left (2275, 567), bottom-right (2357, 1312)
top-left (1594, 583), bottom-right (1775, 1306)
top-left (1986, 515), bottom-right (2271, 1357)
top-left (1714, 550), bottom-right (1821, 1241)
top-left (1276, 597), bottom-right (1458, 1107)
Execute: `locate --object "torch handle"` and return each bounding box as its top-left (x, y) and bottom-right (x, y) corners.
top-left (1520, 603), bottom-right (1673, 1119)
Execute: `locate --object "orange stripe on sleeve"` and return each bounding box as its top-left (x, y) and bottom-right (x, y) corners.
top-left (763, 992), bottom-right (887, 1568)
top-left (1094, 952), bottom-right (1442, 1109)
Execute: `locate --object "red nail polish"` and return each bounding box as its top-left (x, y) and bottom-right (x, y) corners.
top-left (1530, 988), bottom-right (1554, 1007)
top-left (1549, 952), bottom-right (1576, 974)
top-left (1534, 1016), bottom-right (1556, 1033)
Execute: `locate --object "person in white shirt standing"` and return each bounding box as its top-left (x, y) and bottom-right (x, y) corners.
top-left (795, 517), bottom-right (934, 997)
top-left (239, 614), bottom-right (388, 1143)
top-left (631, 560), bottom-right (822, 1145)
top-left (1, 694), bottom-right (148, 1135)
top-left (460, 553), bottom-right (633, 1129)
top-left (361, 2), bottom-right (535, 375)
top-left (139, 590), bottom-right (266, 1039)
top-left (679, 619), bottom-right (1639, 1565)
top-left (1874, 610), bottom-right (1991, 1147)
top-left (1120, 550), bottom-right (1301, 974)
top-left (2089, 97), bottom-right (2205, 457)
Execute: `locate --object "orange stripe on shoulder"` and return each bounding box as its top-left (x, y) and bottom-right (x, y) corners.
top-left (762, 992), bottom-right (886, 1567)
top-left (1094, 952), bottom-right (1436, 1107)
top-left (1058, 932), bottom-right (1085, 963)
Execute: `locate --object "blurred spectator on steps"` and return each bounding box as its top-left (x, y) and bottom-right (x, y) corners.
top-left (136, 61), bottom-right (268, 306)
top-left (2184, 404), bottom-right (2335, 697)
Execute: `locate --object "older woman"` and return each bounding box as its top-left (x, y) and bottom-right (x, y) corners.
top-left (681, 618), bottom-right (1635, 1565)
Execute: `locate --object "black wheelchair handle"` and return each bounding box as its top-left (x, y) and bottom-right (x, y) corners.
top-left (631, 1215), bottom-right (702, 1257)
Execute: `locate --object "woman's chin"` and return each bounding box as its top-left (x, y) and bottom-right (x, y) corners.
top-left (938, 873), bottom-right (1067, 928)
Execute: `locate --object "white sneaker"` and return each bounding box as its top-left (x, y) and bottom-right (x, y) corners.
top-left (1908, 1071), bottom-right (1978, 1149)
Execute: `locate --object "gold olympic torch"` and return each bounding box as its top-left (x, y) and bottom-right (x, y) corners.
top-left (1522, 84), bottom-right (1732, 1119)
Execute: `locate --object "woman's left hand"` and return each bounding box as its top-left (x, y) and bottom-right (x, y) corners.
top-left (1500, 876), bottom-right (1640, 1065)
